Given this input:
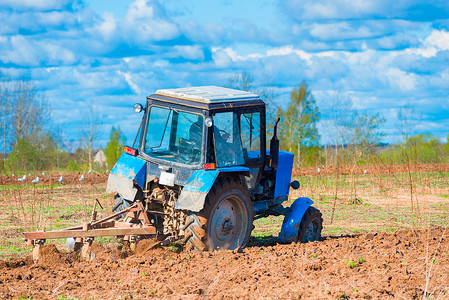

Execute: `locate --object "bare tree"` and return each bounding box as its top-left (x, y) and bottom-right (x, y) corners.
top-left (396, 104), bottom-right (421, 145)
top-left (319, 93), bottom-right (353, 166)
top-left (10, 79), bottom-right (49, 143)
top-left (226, 71), bottom-right (280, 123)
top-left (0, 75), bottom-right (11, 155)
top-left (349, 111), bottom-right (385, 159)
top-left (1, 77), bottom-right (49, 150)
top-left (81, 102), bottom-right (103, 170)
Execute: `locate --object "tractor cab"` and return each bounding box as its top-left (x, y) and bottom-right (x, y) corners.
top-left (141, 86), bottom-right (266, 179)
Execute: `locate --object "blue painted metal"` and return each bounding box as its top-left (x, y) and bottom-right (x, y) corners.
top-left (110, 152), bottom-right (146, 188)
top-left (176, 169), bottom-right (220, 212)
top-left (218, 166), bottom-right (250, 172)
top-left (252, 196), bottom-right (287, 215)
top-left (279, 197), bottom-right (313, 243)
top-left (274, 151), bottom-right (294, 198)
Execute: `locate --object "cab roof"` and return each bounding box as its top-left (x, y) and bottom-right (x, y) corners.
top-left (154, 86), bottom-right (259, 104)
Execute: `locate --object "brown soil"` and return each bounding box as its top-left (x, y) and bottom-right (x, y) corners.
top-left (1, 228), bottom-right (448, 299)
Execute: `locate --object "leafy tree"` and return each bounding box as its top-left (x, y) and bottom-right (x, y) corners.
top-left (382, 134), bottom-right (445, 165)
top-left (276, 82), bottom-right (320, 166)
top-left (7, 134), bottom-right (58, 171)
top-left (104, 126), bottom-right (126, 169)
top-left (405, 134), bottom-right (443, 164)
top-left (443, 134), bottom-right (449, 159)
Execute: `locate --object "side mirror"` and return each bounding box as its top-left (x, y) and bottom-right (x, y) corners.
top-left (133, 103), bottom-right (144, 113)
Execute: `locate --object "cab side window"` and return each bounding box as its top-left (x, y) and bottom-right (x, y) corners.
top-left (213, 112), bottom-right (245, 167)
top-left (240, 112), bottom-right (261, 160)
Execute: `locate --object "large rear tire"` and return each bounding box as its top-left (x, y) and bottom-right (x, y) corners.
top-left (184, 177), bottom-right (253, 251)
top-left (298, 206), bottom-right (323, 243)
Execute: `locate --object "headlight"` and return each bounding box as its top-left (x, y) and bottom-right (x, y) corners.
top-left (205, 117), bottom-right (213, 127)
top-left (133, 103), bottom-right (143, 113)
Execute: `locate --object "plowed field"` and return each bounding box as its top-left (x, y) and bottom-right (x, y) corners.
top-left (1, 228), bottom-right (448, 299)
top-left (1, 166), bottom-right (449, 299)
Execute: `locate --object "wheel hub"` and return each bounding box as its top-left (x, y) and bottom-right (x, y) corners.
top-left (208, 192), bottom-right (250, 250)
top-left (212, 199), bottom-right (241, 242)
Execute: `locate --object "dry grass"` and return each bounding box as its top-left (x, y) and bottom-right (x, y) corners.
top-left (0, 182), bottom-right (112, 259)
top-left (253, 169), bottom-right (449, 238)
top-left (1, 168), bottom-right (448, 259)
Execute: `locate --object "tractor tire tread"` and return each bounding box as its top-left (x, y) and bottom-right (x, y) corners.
top-left (184, 177), bottom-right (252, 251)
top-left (298, 206), bottom-right (323, 243)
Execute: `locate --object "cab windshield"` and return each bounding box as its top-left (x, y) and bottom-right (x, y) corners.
top-left (144, 106), bottom-right (203, 165)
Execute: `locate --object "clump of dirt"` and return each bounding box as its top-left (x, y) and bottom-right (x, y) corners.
top-left (1, 228), bottom-right (448, 299)
top-left (135, 238), bottom-right (161, 256)
top-left (38, 244), bottom-right (67, 268)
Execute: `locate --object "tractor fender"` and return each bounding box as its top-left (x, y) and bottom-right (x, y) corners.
top-left (176, 169), bottom-right (220, 212)
top-left (279, 197), bottom-right (314, 243)
top-left (176, 166), bottom-right (249, 212)
top-left (106, 152), bottom-right (146, 200)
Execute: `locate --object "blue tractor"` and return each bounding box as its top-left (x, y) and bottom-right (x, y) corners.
top-left (106, 86), bottom-right (323, 251)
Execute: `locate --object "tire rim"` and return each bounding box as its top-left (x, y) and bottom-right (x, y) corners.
top-left (304, 217), bottom-right (320, 242)
top-left (209, 196), bottom-right (248, 250)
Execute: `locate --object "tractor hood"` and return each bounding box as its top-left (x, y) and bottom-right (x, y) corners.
top-left (106, 152), bottom-right (146, 200)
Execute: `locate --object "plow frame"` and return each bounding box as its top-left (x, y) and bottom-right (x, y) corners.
top-left (23, 201), bottom-right (157, 262)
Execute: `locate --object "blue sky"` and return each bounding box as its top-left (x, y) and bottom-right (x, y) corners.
top-left (1, 0), bottom-right (448, 149)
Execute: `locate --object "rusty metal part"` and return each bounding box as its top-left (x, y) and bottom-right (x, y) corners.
top-left (23, 201), bottom-right (156, 262)
top-left (162, 188), bottom-right (185, 239)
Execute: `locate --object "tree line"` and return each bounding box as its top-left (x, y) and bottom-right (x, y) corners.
top-left (0, 75), bottom-right (125, 173)
top-left (1, 73), bottom-right (448, 174)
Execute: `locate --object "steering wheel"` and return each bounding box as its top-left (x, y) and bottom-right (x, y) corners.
top-left (178, 138), bottom-right (200, 163)
top-left (218, 129), bottom-right (230, 141)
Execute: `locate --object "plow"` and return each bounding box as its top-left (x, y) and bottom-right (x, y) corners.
top-left (24, 201), bottom-right (156, 261)
top-left (23, 86), bottom-right (323, 261)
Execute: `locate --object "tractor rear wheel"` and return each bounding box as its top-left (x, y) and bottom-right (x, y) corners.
top-left (184, 177), bottom-right (253, 251)
top-left (112, 194), bottom-right (133, 219)
top-left (298, 206), bottom-right (323, 243)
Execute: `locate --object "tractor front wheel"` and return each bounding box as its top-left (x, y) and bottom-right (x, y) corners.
top-left (185, 178), bottom-right (253, 251)
top-left (298, 206), bottom-right (323, 243)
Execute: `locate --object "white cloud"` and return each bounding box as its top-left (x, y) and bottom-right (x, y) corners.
top-left (281, 0), bottom-right (390, 20)
top-left (173, 46), bottom-right (204, 60)
top-left (122, 0), bottom-right (179, 43)
top-left (406, 30), bottom-right (449, 58)
top-left (426, 30), bottom-right (449, 50)
top-left (211, 47), bottom-right (234, 67)
top-left (118, 71), bottom-right (140, 94)
top-left (97, 11), bottom-right (117, 40)
top-left (385, 68), bottom-right (417, 91)
top-left (310, 22), bottom-right (374, 41)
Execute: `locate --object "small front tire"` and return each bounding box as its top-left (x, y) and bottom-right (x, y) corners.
top-left (298, 206), bottom-right (323, 243)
